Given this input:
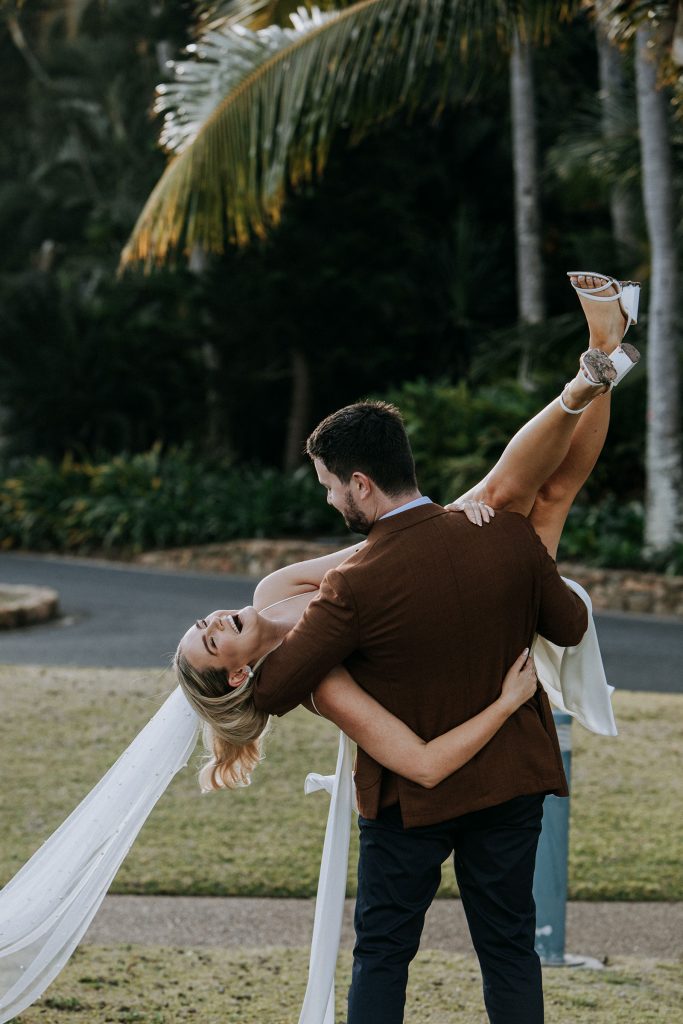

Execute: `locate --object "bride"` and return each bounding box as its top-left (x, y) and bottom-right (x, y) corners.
top-left (0, 271), bottom-right (638, 1024)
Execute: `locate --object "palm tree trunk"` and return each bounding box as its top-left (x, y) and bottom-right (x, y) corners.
top-left (509, 27), bottom-right (545, 387)
top-left (283, 348), bottom-right (311, 471)
top-left (595, 18), bottom-right (638, 256)
top-left (673, 1), bottom-right (683, 68)
top-left (635, 23), bottom-right (682, 550)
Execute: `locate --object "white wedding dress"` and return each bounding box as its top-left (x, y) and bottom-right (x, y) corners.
top-left (0, 579), bottom-right (615, 1024)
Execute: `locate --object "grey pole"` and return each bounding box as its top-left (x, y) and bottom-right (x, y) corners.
top-left (533, 710), bottom-right (602, 969)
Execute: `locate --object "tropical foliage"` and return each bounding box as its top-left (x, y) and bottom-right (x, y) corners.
top-left (1, 0), bottom-right (681, 560)
top-left (122, 0), bottom-right (682, 551)
top-left (3, 444), bottom-right (681, 572)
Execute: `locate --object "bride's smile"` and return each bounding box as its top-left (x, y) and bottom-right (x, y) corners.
top-left (179, 605), bottom-right (287, 678)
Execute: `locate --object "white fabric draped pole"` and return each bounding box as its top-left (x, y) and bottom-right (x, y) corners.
top-left (0, 687), bottom-right (199, 1024)
top-left (298, 732), bottom-right (355, 1024)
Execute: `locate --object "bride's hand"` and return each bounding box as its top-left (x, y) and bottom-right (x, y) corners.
top-left (445, 498), bottom-right (495, 526)
top-left (499, 649), bottom-right (538, 713)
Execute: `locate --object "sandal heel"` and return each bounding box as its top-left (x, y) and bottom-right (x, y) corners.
top-left (609, 343), bottom-right (640, 387)
top-left (620, 283), bottom-right (640, 326)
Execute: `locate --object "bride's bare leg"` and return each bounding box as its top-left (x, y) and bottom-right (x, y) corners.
top-left (451, 275), bottom-right (628, 519)
top-left (529, 392), bottom-right (610, 558)
top-left (529, 270), bottom-right (637, 556)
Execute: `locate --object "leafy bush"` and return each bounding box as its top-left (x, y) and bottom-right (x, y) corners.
top-left (4, 445), bottom-right (680, 574)
top-left (559, 497), bottom-right (645, 568)
top-left (383, 377), bottom-right (544, 503)
top-left (0, 448), bottom-right (343, 554)
top-left (559, 498), bottom-right (683, 575)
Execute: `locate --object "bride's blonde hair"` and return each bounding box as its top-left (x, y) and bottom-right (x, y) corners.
top-left (174, 651), bottom-right (271, 791)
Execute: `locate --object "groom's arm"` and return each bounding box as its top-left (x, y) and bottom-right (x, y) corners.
top-left (522, 519), bottom-right (588, 646)
top-left (252, 568), bottom-right (359, 716)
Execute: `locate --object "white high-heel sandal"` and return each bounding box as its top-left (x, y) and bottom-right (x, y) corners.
top-left (567, 270), bottom-right (641, 337)
top-left (558, 345), bottom-right (641, 414)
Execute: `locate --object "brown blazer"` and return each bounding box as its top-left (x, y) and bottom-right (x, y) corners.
top-left (253, 503), bottom-right (587, 827)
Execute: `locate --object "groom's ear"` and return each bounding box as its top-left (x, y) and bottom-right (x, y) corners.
top-left (350, 471), bottom-right (373, 498)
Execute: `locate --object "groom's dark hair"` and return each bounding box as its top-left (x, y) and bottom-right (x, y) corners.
top-left (306, 400), bottom-right (418, 496)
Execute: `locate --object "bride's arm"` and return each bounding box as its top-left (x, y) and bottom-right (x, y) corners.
top-left (312, 652), bottom-right (536, 788)
top-left (253, 542), bottom-right (364, 608)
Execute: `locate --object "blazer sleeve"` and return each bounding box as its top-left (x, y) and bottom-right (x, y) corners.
top-left (252, 568), bottom-right (360, 716)
top-left (522, 519), bottom-right (589, 647)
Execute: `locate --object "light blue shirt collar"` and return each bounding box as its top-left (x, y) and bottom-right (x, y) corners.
top-left (379, 495), bottom-right (432, 520)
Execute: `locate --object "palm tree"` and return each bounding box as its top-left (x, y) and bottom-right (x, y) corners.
top-left (120, 0), bottom-right (589, 468)
top-left (634, 17), bottom-right (681, 550)
top-left (120, 0), bottom-right (580, 463)
top-left (594, 2), bottom-right (639, 255)
top-left (591, 1), bottom-right (682, 549)
top-left (509, 22), bottom-right (544, 386)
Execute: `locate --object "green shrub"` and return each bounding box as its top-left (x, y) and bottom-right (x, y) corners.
top-left (383, 377), bottom-right (543, 504)
top-left (559, 498), bottom-right (645, 568)
top-left (0, 448), bottom-right (343, 554)
top-left (559, 498), bottom-right (683, 575)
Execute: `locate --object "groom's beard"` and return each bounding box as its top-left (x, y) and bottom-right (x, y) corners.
top-left (341, 492), bottom-right (373, 535)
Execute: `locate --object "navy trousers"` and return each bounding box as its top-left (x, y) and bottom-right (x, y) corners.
top-left (347, 794), bottom-right (545, 1024)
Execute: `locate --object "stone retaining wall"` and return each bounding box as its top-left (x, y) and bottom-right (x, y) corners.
top-left (138, 540), bottom-right (339, 579)
top-left (138, 540), bottom-right (683, 619)
top-left (555, 564), bottom-right (683, 619)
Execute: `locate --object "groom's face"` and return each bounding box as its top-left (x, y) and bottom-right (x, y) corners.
top-left (314, 458), bottom-right (373, 535)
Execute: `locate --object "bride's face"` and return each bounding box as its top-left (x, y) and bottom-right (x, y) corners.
top-left (179, 606), bottom-right (263, 674)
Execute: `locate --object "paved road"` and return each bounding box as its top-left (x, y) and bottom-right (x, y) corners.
top-left (1, 552), bottom-right (681, 693)
top-left (0, 552), bottom-right (254, 669)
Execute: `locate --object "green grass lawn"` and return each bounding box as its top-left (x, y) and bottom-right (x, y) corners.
top-left (1, 665), bottom-right (681, 900)
top-left (14, 946), bottom-right (683, 1023)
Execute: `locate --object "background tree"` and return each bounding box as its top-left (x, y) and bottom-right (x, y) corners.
top-left (509, 22), bottom-right (545, 385)
top-left (587, 0), bottom-right (682, 550)
top-left (594, 1), bottom-right (639, 255)
top-left (635, 15), bottom-right (681, 549)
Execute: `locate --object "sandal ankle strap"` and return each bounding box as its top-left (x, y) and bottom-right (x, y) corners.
top-left (558, 387), bottom-right (588, 415)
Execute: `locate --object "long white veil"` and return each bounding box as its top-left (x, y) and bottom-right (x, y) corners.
top-left (0, 686), bottom-right (353, 1024)
top-left (0, 686), bottom-right (199, 1023)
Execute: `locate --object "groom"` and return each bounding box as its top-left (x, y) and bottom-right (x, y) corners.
top-left (253, 400), bottom-right (587, 1024)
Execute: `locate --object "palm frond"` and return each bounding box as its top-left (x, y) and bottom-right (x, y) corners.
top-left (121, 0), bottom-right (582, 269)
top-left (122, 0), bottom-right (471, 267)
top-left (587, 1), bottom-right (676, 42)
